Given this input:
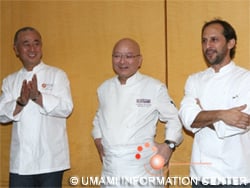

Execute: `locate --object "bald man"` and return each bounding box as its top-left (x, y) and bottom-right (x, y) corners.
top-left (92, 38), bottom-right (183, 187)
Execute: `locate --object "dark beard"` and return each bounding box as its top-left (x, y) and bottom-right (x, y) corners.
top-left (204, 48), bottom-right (227, 65)
top-left (205, 54), bottom-right (224, 65)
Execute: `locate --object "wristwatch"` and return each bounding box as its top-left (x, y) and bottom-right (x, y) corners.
top-left (165, 140), bottom-right (176, 151)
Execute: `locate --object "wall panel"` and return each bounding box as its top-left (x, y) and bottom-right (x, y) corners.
top-left (0, 1), bottom-right (166, 187)
top-left (1, 0), bottom-right (250, 187)
top-left (167, 1), bottom-right (250, 187)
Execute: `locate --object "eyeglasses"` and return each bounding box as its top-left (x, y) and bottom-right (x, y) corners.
top-left (112, 54), bottom-right (141, 61)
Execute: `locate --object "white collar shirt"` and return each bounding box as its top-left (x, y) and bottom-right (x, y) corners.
top-left (92, 72), bottom-right (183, 182)
top-left (0, 62), bottom-right (73, 175)
top-left (179, 62), bottom-right (250, 184)
top-left (92, 71), bottom-right (183, 147)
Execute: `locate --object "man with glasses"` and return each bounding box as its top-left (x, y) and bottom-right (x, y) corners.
top-left (92, 38), bottom-right (183, 187)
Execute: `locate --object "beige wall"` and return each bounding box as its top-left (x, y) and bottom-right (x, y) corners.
top-left (0, 1), bottom-right (166, 187)
top-left (1, 0), bottom-right (250, 188)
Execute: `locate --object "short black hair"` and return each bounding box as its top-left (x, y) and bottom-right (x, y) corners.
top-left (14, 26), bottom-right (41, 45)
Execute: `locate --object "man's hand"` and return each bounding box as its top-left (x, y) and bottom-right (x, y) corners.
top-left (28, 74), bottom-right (40, 101)
top-left (19, 79), bottom-right (30, 105)
top-left (94, 138), bottom-right (104, 163)
top-left (220, 104), bottom-right (250, 129)
top-left (154, 142), bottom-right (173, 166)
top-left (192, 99), bottom-right (250, 129)
top-left (13, 79), bottom-right (30, 115)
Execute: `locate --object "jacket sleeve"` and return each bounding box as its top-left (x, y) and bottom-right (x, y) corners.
top-left (179, 74), bottom-right (250, 138)
top-left (92, 89), bottom-right (103, 139)
top-left (179, 75), bottom-right (202, 134)
top-left (157, 84), bottom-right (183, 145)
top-left (0, 77), bottom-right (20, 123)
top-left (39, 70), bottom-right (73, 118)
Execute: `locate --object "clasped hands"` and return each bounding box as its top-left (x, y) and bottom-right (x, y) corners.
top-left (17, 74), bottom-right (40, 106)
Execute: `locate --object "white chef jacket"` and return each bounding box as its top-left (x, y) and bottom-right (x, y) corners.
top-left (0, 62), bottom-right (73, 175)
top-left (179, 62), bottom-right (250, 185)
top-left (92, 72), bottom-right (183, 187)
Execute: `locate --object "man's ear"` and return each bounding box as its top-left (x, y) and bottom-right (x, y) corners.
top-left (228, 38), bottom-right (236, 50)
top-left (138, 55), bottom-right (143, 68)
top-left (13, 45), bottom-right (19, 57)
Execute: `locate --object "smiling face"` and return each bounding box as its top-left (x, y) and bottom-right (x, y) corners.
top-left (112, 38), bottom-right (142, 84)
top-left (13, 29), bottom-right (43, 71)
